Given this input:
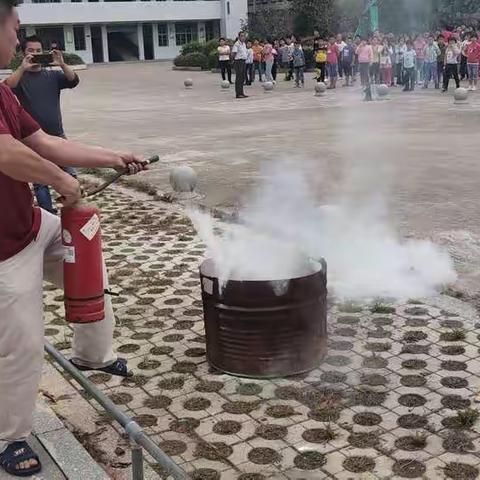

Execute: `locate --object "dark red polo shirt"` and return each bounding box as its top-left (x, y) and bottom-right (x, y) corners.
top-left (0, 83), bottom-right (41, 261)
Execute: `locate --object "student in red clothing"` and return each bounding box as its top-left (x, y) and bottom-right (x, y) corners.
top-left (0, 1), bottom-right (146, 476)
top-left (326, 36), bottom-right (339, 89)
top-left (464, 31), bottom-right (480, 91)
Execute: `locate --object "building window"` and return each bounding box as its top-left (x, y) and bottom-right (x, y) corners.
top-left (73, 26), bottom-right (86, 51)
top-left (227, 1), bottom-right (230, 14)
top-left (205, 20), bottom-right (220, 42)
top-left (175, 23), bottom-right (197, 46)
top-left (158, 24), bottom-right (168, 47)
top-left (35, 27), bottom-right (65, 50)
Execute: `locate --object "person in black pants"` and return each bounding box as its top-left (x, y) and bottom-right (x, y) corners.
top-left (232, 32), bottom-right (248, 99)
top-left (443, 38), bottom-right (461, 92)
top-left (217, 38), bottom-right (232, 84)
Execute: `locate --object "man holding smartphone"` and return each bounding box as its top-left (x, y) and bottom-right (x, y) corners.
top-left (4, 35), bottom-right (79, 214)
top-left (0, 2), bottom-right (146, 476)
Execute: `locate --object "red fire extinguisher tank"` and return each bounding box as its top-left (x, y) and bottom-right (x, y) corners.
top-left (61, 202), bottom-right (105, 324)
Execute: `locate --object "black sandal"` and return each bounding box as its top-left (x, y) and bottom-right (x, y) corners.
top-left (70, 358), bottom-right (133, 378)
top-left (0, 441), bottom-right (42, 477)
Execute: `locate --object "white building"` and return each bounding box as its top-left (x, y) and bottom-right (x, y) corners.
top-left (17, 0), bottom-right (248, 64)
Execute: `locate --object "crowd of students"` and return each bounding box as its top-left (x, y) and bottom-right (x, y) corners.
top-left (219, 25), bottom-right (480, 95)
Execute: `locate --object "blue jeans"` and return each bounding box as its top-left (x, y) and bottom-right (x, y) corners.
top-left (423, 62), bottom-right (438, 87)
top-left (468, 63), bottom-right (479, 82)
top-left (34, 166), bottom-right (77, 214)
top-left (415, 58), bottom-right (424, 83)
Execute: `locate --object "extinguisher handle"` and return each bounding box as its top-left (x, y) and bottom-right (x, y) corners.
top-left (84, 155), bottom-right (160, 198)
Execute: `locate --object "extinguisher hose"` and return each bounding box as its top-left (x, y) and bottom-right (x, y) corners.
top-left (84, 154), bottom-right (160, 198)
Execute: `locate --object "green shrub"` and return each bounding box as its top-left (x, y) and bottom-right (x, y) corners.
top-left (180, 41), bottom-right (204, 56)
top-left (8, 51), bottom-right (85, 70)
top-left (174, 52), bottom-right (208, 70)
top-left (181, 39), bottom-right (234, 57)
top-left (203, 39), bottom-right (219, 56)
top-left (63, 53), bottom-right (85, 66)
top-left (208, 50), bottom-right (219, 70)
top-left (303, 47), bottom-right (314, 68)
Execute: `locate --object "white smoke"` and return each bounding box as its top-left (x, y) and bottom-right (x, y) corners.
top-left (189, 161), bottom-right (456, 301)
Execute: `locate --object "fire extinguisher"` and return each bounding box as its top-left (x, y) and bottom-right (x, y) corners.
top-left (61, 155), bottom-right (160, 324)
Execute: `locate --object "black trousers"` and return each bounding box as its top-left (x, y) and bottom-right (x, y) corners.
top-left (403, 67), bottom-right (415, 90)
top-left (316, 62), bottom-right (326, 82)
top-left (219, 60), bottom-right (232, 83)
top-left (395, 63), bottom-right (403, 85)
top-left (444, 63), bottom-right (460, 90)
top-left (460, 55), bottom-right (468, 79)
top-left (245, 63), bottom-right (253, 85)
top-left (437, 62), bottom-right (444, 87)
top-left (370, 62), bottom-right (380, 83)
top-left (234, 59), bottom-right (246, 97)
top-left (272, 61), bottom-right (277, 81)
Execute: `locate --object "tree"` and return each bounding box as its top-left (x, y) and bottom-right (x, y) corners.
top-left (290, 0), bottom-right (336, 37)
top-left (245, 8), bottom-right (292, 41)
top-left (437, 0), bottom-right (480, 26)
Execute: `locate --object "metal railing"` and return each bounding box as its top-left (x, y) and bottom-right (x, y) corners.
top-left (44, 341), bottom-right (191, 480)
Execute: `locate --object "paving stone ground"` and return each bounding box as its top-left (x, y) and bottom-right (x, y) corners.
top-left (43, 186), bottom-right (480, 480)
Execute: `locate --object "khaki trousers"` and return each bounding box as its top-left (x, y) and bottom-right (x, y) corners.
top-left (0, 209), bottom-right (116, 452)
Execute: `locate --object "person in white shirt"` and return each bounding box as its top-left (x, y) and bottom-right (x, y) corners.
top-left (231, 31), bottom-right (248, 99)
top-left (443, 37), bottom-right (461, 92)
top-left (402, 41), bottom-right (417, 92)
top-left (336, 34), bottom-right (347, 78)
top-left (217, 38), bottom-right (232, 84)
top-left (245, 41), bottom-right (254, 85)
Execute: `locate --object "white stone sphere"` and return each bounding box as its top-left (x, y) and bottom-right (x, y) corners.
top-left (454, 87), bottom-right (468, 101)
top-left (221, 80), bottom-right (230, 89)
top-left (184, 78), bottom-right (193, 88)
top-left (263, 81), bottom-right (274, 91)
top-left (377, 84), bottom-right (389, 97)
top-left (170, 166), bottom-right (198, 193)
top-left (315, 82), bottom-right (327, 94)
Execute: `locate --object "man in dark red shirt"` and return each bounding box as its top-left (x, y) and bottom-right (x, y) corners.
top-left (0, 1), bottom-right (147, 475)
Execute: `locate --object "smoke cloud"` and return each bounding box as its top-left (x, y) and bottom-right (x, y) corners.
top-left (189, 160), bottom-right (456, 301)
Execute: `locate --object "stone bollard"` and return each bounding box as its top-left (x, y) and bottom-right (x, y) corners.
top-left (263, 81), bottom-right (274, 93)
top-left (376, 84), bottom-right (390, 100)
top-left (454, 87), bottom-right (468, 105)
top-left (314, 82), bottom-right (327, 96)
top-left (184, 78), bottom-right (193, 89)
top-left (170, 166), bottom-right (198, 194)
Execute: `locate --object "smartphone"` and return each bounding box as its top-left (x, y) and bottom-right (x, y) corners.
top-left (31, 53), bottom-right (54, 66)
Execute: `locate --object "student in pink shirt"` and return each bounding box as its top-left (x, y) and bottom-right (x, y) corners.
top-left (413, 34), bottom-right (427, 83)
top-left (356, 39), bottom-right (373, 86)
top-left (464, 32), bottom-right (480, 91)
top-left (326, 36), bottom-right (339, 89)
top-left (263, 40), bottom-right (275, 82)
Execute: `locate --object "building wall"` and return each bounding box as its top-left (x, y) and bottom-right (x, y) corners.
top-left (220, 0), bottom-right (248, 39)
top-left (25, 21), bottom-right (226, 63)
top-left (18, 0), bottom-right (247, 63)
top-left (18, 1), bottom-right (222, 26)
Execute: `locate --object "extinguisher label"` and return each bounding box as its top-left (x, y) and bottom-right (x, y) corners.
top-left (80, 214), bottom-right (101, 241)
top-left (64, 246), bottom-right (76, 264)
top-left (202, 277), bottom-right (214, 295)
top-left (62, 229), bottom-right (72, 244)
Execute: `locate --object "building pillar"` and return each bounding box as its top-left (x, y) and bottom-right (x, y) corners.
top-left (101, 24), bottom-right (109, 63)
top-left (64, 25), bottom-right (74, 53)
top-left (198, 21), bottom-right (206, 43)
top-left (137, 23), bottom-right (145, 61)
top-left (152, 23), bottom-right (159, 60)
top-left (84, 25), bottom-right (93, 64)
top-left (168, 23), bottom-right (176, 48)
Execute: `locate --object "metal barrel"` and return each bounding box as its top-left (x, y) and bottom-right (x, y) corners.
top-left (199, 259), bottom-right (328, 379)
